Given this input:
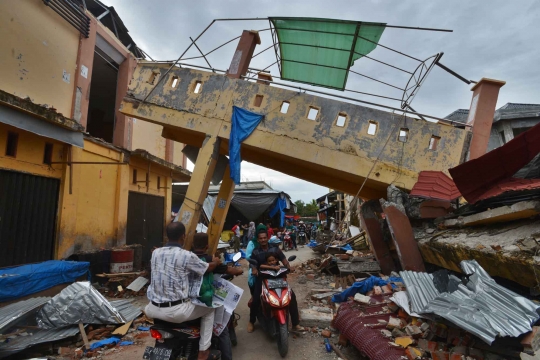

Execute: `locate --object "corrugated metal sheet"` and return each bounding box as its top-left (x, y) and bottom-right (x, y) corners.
top-left (400, 260), bottom-right (540, 344)
top-left (0, 170), bottom-right (60, 267)
top-left (476, 178), bottom-right (540, 202)
top-left (111, 299), bottom-right (142, 322)
top-left (0, 297), bottom-right (142, 357)
top-left (332, 298), bottom-right (405, 360)
top-left (450, 121), bottom-right (540, 204)
top-left (0, 325), bottom-right (80, 357)
top-left (0, 297), bottom-right (51, 332)
top-left (410, 171), bottom-right (461, 201)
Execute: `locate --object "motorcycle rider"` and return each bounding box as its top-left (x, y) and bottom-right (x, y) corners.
top-left (297, 221), bottom-right (307, 245)
top-left (145, 222), bottom-right (222, 360)
top-left (247, 229), bottom-right (304, 333)
top-left (192, 233), bottom-right (243, 360)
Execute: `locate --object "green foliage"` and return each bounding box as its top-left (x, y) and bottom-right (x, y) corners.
top-left (295, 199), bottom-right (318, 217)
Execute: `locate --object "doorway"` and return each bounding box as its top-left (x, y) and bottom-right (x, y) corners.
top-left (86, 48), bottom-right (119, 143)
top-left (0, 170), bottom-right (60, 267)
top-left (126, 192), bottom-right (165, 266)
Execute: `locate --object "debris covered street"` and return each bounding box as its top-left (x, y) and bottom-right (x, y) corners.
top-left (2, 1), bottom-right (540, 360)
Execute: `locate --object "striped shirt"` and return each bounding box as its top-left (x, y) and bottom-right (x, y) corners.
top-left (147, 245), bottom-right (209, 303)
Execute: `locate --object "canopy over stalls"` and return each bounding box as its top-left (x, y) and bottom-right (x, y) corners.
top-left (203, 189), bottom-right (295, 228)
top-left (270, 17), bottom-right (386, 90)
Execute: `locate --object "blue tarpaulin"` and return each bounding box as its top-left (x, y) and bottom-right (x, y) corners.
top-left (229, 106), bottom-right (264, 184)
top-left (332, 275), bottom-right (403, 303)
top-left (269, 195), bottom-right (287, 227)
top-left (0, 260), bottom-right (90, 302)
top-left (90, 337), bottom-right (120, 350)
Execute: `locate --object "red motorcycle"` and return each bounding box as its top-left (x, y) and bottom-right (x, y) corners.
top-left (247, 256), bottom-right (296, 358)
top-left (282, 230), bottom-right (293, 251)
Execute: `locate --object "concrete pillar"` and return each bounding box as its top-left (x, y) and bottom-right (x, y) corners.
top-left (359, 200), bottom-right (396, 274)
top-left (227, 30), bottom-right (261, 79)
top-left (165, 139), bottom-right (174, 163)
top-left (114, 156), bottom-right (130, 246)
top-left (71, 16), bottom-right (97, 128)
top-left (466, 78), bottom-right (505, 160)
top-left (207, 165), bottom-right (235, 255)
top-left (381, 200), bottom-right (426, 272)
top-left (113, 54), bottom-right (138, 149)
top-left (177, 135), bottom-right (220, 250)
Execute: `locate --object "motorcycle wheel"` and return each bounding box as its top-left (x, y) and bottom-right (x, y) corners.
top-left (276, 323), bottom-right (288, 358)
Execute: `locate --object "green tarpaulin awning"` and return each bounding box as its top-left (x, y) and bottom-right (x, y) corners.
top-left (269, 17), bottom-right (386, 90)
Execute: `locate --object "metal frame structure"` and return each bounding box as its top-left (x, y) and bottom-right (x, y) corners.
top-left (141, 17), bottom-right (474, 125)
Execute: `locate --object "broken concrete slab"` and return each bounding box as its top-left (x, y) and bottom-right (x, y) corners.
top-left (299, 309), bottom-right (333, 328)
top-left (443, 201), bottom-right (540, 228)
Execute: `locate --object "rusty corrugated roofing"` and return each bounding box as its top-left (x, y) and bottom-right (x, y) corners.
top-left (410, 171), bottom-right (461, 201)
top-left (450, 121), bottom-right (540, 204)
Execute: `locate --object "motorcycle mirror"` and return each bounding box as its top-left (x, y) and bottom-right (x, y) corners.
top-left (232, 252), bottom-right (242, 262)
top-left (287, 255), bottom-right (297, 262)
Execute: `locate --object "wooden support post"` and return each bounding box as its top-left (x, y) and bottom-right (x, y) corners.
top-left (177, 135), bottom-right (220, 250)
top-left (78, 322), bottom-right (89, 350)
top-left (207, 165), bottom-right (235, 255)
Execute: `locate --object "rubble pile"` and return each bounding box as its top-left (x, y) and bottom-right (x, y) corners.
top-left (96, 274), bottom-right (150, 299)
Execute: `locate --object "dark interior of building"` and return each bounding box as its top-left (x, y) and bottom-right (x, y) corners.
top-left (86, 48), bottom-right (118, 143)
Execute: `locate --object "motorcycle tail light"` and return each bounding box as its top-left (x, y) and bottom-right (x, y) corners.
top-left (150, 329), bottom-right (173, 339)
top-left (150, 329), bottom-right (162, 340)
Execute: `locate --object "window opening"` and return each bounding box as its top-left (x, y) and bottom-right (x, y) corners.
top-left (148, 71), bottom-right (159, 84)
top-left (194, 81), bottom-right (202, 93)
top-left (43, 143), bottom-right (53, 164)
top-left (336, 113), bottom-right (347, 127)
top-left (367, 121), bottom-right (378, 135)
top-left (254, 95), bottom-right (264, 107)
top-left (429, 135), bottom-right (441, 150)
top-left (398, 128), bottom-right (409, 142)
top-left (157, 176), bottom-right (161, 190)
top-left (307, 107), bottom-right (319, 120)
top-left (133, 169), bottom-right (137, 184)
top-left (6, 132), bottom-right (18, 157)
top-left (86, 48), bottom-right (119, 143)
top-left (171, 76), bottom-right (179, 88)
top-left (280, 101), bottom-right (290, 114)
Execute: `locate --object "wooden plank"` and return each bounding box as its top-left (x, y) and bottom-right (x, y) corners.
top-left (79, 322), bottom-right (90, 350)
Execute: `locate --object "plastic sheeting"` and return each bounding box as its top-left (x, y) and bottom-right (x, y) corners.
top-left (231, 193), bottom-right (277, 220)
top-left (229, 106), bottom-right (264, 184)
top-left (331, 275), bottom-right (403, 303)
top-left (37, 282), bottom-right (126, 329)
top-left (268, 194), bottom-right (287, 226)
top-left (0, 260), bottom-right (90, 302)
top-left (401, 260), bottom-right (540, 344)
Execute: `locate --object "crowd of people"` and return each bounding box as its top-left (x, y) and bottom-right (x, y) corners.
top-left (233, 219), bottom-right (320, 252)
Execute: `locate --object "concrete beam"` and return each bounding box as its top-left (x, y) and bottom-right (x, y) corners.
top-left (444, 201), bottom-right (540, 228)
top-left (207, 165), bottom-right (235, 255)
top-left (120, 64), bottom-right (470, 199)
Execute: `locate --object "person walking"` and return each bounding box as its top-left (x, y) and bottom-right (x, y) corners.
top-left (231, 220), bottom-right (242, 252)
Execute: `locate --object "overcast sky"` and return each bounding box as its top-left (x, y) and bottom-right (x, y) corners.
top-left (107, 0), bottom-right (540, 202)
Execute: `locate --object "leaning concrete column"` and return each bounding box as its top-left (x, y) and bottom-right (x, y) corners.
top-left (380, 200), bottom-right (425, 272)
top-left (227, 30), bottom-right (261, 79)
top-left (465, 78), bottom-right (505, 160)
top-left (359, 200), bottom-right (396, 274)
top-left (177, 134), bottom-right (220, 250)
top-left (207, 165), bottom-right (235, 255)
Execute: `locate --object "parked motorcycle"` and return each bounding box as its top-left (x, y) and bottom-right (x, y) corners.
top-left (247, 255), bottom-right (297, 358)
top-left (144, 252), bottom-right (243, 360)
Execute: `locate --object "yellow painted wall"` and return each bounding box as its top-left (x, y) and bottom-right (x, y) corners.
top-left (56, 139), bottom-right (124, 258)
top-left (0, 0), bottom-right (79, 117)
top-left (132, 120), bottom-right (166, 159)
top-left (0, 122), bottom-right (65, 178)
